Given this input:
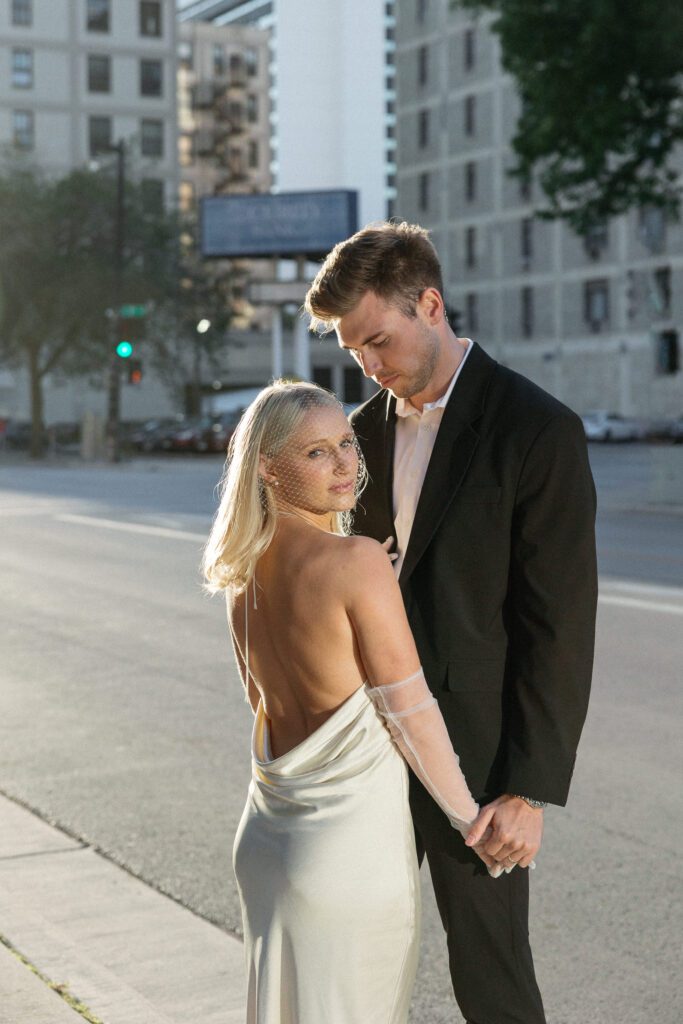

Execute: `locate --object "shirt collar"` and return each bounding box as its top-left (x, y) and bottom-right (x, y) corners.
top-left (395, 339), bottom-right (473, 419)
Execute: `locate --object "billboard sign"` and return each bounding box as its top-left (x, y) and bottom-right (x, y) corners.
top-left (200, 190), bottom-right (358, 259)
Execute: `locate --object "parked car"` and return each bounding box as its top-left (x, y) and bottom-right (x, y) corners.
top-left (187, 410), bottom-right (243, 454)
top-left (4, 420), bottom-right (32, 450)
top-left (581, 410), bottom-right (644, 442)
top-left (129, 418), bottom-right (184, 453)
top-left (671, 416), bottom-right (683, 444)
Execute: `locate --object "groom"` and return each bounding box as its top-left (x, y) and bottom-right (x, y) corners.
top-left (305, 222), bottom-right (597, 1023)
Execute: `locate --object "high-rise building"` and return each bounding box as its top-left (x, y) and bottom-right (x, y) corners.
top-left (0, 0), bottom-right (180, 423)
top-left (395, 0), bottom-right (682, 418)
top-left (177, 19), bottom-right (272, 329)
top-left (178, 0), bottom-right (396, 225)
top-left (0, 0), bottom-right (179, 203)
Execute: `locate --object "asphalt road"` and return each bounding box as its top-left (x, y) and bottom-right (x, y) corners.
top-left (0, 446), bottom-right (681, 1023)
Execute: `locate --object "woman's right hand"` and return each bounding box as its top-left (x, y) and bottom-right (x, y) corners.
top-left (381, 536), bottom-right (398, 563)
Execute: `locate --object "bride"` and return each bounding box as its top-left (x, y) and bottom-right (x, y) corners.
top-left (203, 380), bottom-right (495, 1024)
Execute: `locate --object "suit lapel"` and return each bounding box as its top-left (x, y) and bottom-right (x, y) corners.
top-left (398, 343), bottom-right (497, 591)
top-left (354, 391), bottom-right (396, 541)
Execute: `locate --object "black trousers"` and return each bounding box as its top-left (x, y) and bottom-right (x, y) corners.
top-left (411, 777), bottom-right (547, 1024)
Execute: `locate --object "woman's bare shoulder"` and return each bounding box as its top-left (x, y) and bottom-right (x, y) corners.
top-left (328, 534), bottom-right (396, 591)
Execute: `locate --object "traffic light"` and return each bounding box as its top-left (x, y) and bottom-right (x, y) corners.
top-left (116, 340), bottom-right (134, 358)
top-left (127, 358), bottom-right (143, 385)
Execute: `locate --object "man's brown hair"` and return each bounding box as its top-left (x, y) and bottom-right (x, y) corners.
top-left (304, 221), bottom-right (444, 334)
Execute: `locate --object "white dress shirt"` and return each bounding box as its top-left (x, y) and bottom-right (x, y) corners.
top-left (392, 339), bottom-right (473, 575)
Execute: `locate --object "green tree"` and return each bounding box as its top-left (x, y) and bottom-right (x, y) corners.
top-left (456, 0), bottom-right (683, 234)
top-left (0, 164), bottom-right (179, 456)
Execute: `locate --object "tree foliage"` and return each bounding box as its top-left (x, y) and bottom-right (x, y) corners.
top-left (0, 163), bottom-right (232, 455)
top-left (456, 0), bottom-right (683, 234)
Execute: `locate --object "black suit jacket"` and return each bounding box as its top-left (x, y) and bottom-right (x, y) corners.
top-left (350, 342), bottom-right (597, 806)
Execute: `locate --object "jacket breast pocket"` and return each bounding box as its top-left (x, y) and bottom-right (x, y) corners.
top-left (456, 485), bottom-right (502, 506)
top-left (443, 657), bottom-right (505, 693)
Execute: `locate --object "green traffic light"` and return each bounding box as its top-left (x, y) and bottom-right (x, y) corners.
top-left (116, 341), bottom-right (134, 358)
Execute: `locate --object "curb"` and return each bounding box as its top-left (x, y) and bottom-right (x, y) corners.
top-left (0, 793), bottom-right (245, 1024)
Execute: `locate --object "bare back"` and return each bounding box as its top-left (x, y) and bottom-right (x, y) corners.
top-left (229, 518), bottom-right (368, 757)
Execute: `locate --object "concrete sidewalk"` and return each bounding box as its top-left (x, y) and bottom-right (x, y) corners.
top-left (0, 794), bottom-right (245, 1024)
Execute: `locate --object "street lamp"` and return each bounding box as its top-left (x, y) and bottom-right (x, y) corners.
top-left (191, 319), bottom-right (211, 416)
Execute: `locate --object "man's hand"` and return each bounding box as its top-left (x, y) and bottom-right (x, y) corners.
top-left (465, 795), bottom-right (543, 870)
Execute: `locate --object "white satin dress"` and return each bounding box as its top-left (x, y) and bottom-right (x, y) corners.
top-left (233, 682), bottom-right (421, 1024)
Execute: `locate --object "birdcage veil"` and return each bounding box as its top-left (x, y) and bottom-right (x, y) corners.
top-left (202, 380), bottom-right (367, 594)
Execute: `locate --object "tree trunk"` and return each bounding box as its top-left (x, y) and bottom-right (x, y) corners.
top-left (28, 346), bottom-right (45, 459)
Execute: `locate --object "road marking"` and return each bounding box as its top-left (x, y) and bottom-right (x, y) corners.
top-left (54, 515), bottom-right (683, 614)
top-left (600, 579), bottom-right (683, 600)
top-left (598, 594), bottom-right (683, 616)
top-left (56, 513), bottom-right (206, 543)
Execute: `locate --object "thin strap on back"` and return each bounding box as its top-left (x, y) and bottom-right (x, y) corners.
top-left (228, 576), bottom-right (259, 704)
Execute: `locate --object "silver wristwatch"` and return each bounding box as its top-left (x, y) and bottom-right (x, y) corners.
top-left (511, 794), bottom-right (548, 809)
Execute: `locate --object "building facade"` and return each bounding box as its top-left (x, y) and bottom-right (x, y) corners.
top-left (0, 0), bottom-right (179, 200)
top-left (395, 0), bottom-right (683, 418)
top-left (0, 0), bottom-right (180, 424)
top-left (178, 0), bottom-right (397, 227)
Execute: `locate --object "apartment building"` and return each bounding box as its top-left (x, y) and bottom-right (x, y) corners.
top-left (0, 0), bottom-right (180, 422)
top-left (177, 19), bottom-right (271, 330)
top-left (395, 0), bottom-right (683, 418)
top-left (0, 0), bottom-right (179, 201)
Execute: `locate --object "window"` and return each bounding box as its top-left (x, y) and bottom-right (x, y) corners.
top-left (521, 286), bottom-right (534, 338)
top-left (386, 98), bottom-right (395, 116)
top-left (521, 217), bottom-right (533, 263)
top-left (386, 122), bottom-right (395, 140)
top-left (140, 59), bottom-right (162, 97)
top-left (12, 0), bottom-right (32, 26)
top-left (247, 94), bottom-right (258, 123)
top-left (418, 109), bottom-right (429, 148)
top-left (87, 0), bottom-right (109, 33)
top-left (639, 205), bottom-right (666, 253)
top-left (248, 139), bottom-right (259, 168)
top-left (418, 172), bottom-right (430, 212)
top-left (179, 180), bottom-right (195, 213)
top-left (313, 366), bottom-right (333, 391)
top-left (245, 47), bottom-right (258, 76)
top-left (11, 48), bottom-right (33, 89)
top-left (88, 54), bottom-right (110, 93)
top-left (140, 1), bottom-right (162, 38)
top-left (141, 177), bottom-right (164, 212)
top-left (416, 0), bottom-right (427, 23)
top-left (141, 118), bottom-right (163, 157)
top-left (466, 292), bottom-right (478, 334)
top-left (465, 161), bottom-right (476, 202)
top-left (178, 40), bottom-right (193, 70)
top-left (213, 44), bottom-right (226, 76)
top-left (88, 115), bottom-right (111, 156)
top-left (583, 222), bottom-right (608, 260)
top-left (464, 28), bottom-right (475, 70)
top-left (386, 49), bottom-right (395, 66)
top-left (417, 45), bottom-right (428, 87)
top-left (464, 94), bottom-right (476, 135)
top-left (12, 109), bottom-right (33, 149)
top-left (653, 266), bottom-right (671, 317)
top-left (465, 226), bottom-right (477, 268)
top-left (584, 279), bottom-right (610, 332)
top-left (344, 366), bottom-right (364, 404)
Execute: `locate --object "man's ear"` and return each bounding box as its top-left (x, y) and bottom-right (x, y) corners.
top-left (417, 287), bottom-right (443, 327)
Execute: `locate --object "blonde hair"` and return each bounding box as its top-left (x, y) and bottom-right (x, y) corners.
top-left (305, 220), bottom-right (443, 334)
top-left (202, 380), bottom-right (361, 594)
